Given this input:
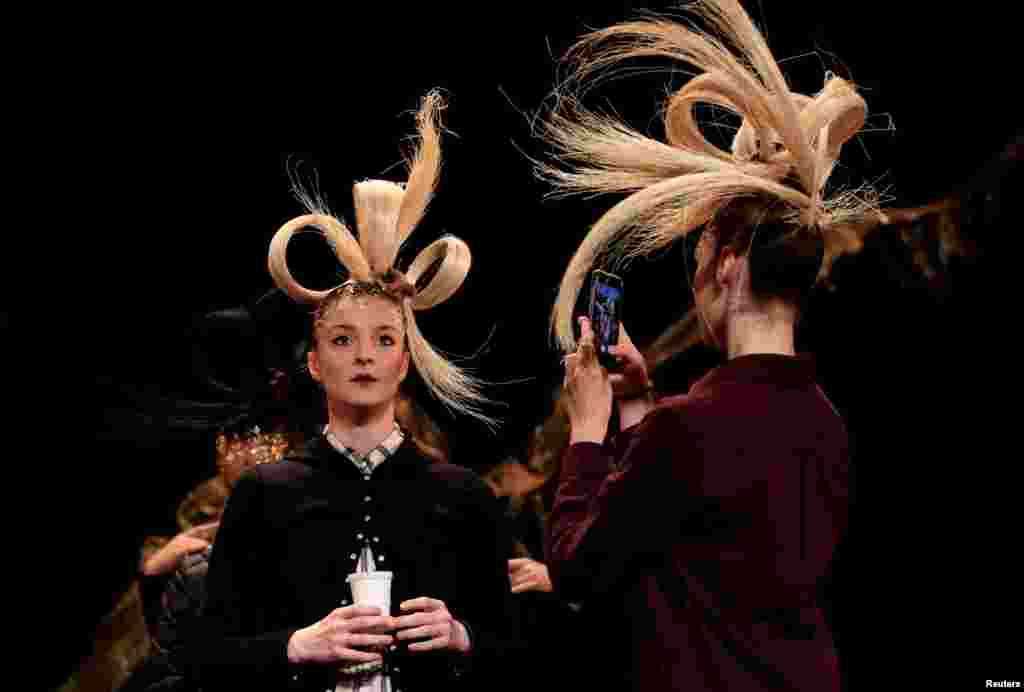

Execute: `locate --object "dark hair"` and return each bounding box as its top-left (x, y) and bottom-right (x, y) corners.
top-left (708, 193), bottom-right (825, 303)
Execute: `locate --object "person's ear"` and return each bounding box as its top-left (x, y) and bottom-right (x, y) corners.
top-left (307, 347), bottom-right (322, 383)
top-left (716, 247), bottom-right (743, 288)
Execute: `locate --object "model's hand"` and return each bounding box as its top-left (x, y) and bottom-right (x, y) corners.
top-left (508, 558), bottom-right (553, 594)
top-left (606, 324), bottom-right (650, 399)
top-left (393, 597), bottom-right (471, 654)
top-left (608, 322), bottom-right (656, 429)
top-left (286, 606), bottom-right (395, 664)
top-left (142, 522), bottom-right (218, 576)
top-left (564, 317), bottom-right (613, 444)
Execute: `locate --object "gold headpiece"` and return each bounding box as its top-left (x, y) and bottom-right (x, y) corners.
top-left (215, 426), bottom-right (292, 470)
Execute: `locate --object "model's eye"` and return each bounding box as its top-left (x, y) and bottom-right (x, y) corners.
top-left (379, 334), bottom-right (396, 347)
top-left (332, 335), bottom-right (352, 346)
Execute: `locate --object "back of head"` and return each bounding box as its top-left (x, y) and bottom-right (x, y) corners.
top-left (710, 193), bottom-right (825, 304)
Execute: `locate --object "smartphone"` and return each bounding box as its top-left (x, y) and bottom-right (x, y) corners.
top-left (588, 269), bottom-right (624, 370)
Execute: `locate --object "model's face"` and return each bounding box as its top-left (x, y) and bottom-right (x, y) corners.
top-left (308, 295), bottom-right (410, 409)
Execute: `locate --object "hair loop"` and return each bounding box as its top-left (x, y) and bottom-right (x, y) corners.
top-left (538, 0), bottom-right (882, 351)
top-left (267, 90), bottom-right (495, 425)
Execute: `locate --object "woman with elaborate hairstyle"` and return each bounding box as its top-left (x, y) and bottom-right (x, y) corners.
top-left (191, 91), bottom-right (521, 692)
top-left (542, 1), bottom-right (886, 689)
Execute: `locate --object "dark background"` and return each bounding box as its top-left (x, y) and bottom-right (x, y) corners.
top-left (50, 1), bottom-right (1018, 688)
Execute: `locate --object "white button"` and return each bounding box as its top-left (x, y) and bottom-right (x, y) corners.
top-left (378, 555), bottom-right (385, 561)
top-left (364, 515), bottom-right (371, 522)
top-left (373, 537), bottom-right (380, 543)
top-left (350, 553), bottom-right (357, 559)
top-left (342, 599), bottom-right (349, 605)
top-left (357, 533), bottom-right (364, 540)
top-left (292, 674), bottom-right (299, 681)
top-left (364, 496), bottom-right (372, 503)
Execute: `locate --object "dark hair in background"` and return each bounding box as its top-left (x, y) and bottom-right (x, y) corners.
top-left (95, 289), bottom-right (323, 448)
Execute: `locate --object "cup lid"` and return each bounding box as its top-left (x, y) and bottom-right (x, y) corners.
top-left (346, 570), bottom-right (393, 581)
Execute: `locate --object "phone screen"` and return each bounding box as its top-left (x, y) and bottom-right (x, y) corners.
top-left (589, 270), bottom-right (623, 368)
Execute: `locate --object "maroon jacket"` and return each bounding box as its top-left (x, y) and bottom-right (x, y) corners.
top-left (548, 354), bottom-right (848, 691)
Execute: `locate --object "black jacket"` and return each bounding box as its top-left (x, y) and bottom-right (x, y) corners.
top-left (190, 435), bottom-right (523, 691)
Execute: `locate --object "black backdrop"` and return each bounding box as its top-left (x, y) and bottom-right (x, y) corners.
top-left (50, 2), bottom-right (1019, 688)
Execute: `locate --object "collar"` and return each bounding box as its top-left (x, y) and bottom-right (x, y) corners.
top-left (323, 423), bottom-right (405, 478)
top-left (689, 353), bottom-right (818, 397)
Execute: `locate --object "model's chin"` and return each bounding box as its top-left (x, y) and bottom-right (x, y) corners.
top-left (337, 385), bottom-right (396, 408)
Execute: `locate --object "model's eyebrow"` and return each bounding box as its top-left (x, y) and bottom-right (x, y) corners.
top-left (323, 323), bottom-right (401, 332)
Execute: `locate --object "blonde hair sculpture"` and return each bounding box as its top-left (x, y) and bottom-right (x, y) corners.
top-left (268, 91), bottom-right (493, 425)
top-left (541, 0), bottom-right (895, 352)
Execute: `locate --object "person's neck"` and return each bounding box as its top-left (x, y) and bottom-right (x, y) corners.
top-left (325, 401), bottom-right (398, 457)
top-left (723, 301), bottom-right (797, 360)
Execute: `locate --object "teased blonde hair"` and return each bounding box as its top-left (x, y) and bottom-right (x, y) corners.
top-left (268, 91), bottom-right (494, 425)
top-left (541, 0), bottom-right (889, 352)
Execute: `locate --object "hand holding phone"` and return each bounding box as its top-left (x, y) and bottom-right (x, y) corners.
top-left (588, 270), bottom-right (624, 370)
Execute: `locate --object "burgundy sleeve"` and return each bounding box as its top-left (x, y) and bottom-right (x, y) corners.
top-left (546, 408), bottom-right (685, 601)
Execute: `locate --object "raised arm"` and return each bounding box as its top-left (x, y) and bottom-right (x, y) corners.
top-left (548, 318), bottom-right (686, 601)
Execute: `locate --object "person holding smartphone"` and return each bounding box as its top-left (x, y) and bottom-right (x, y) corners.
top-left (587, 270), bottom-right (625, 372)
top-left (189, 91), bottom-right (522, 692)
top-left (535, 1), bottom-right (900, 689)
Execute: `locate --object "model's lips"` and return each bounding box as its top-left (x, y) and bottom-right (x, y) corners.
top-left (351, 374), bottom-right (378, 383)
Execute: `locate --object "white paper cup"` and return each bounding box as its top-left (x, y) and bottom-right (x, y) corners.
top-left (346, 571), bottom-right (393, 613)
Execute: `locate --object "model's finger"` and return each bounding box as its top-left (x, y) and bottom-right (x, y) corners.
top-left (508, 558), bottom-right (532, 573)
top-left (395, 623), bottom-right (446, 641)
top-left (344, 633), bottom-right (394, 648)
top-left (577, 318), bottom-right (596, 363)
top-left (345, 615), bottom-right (397, 633)
top-left (400, 597), bottom-right (443, 612)
top-left (335, 648), bottom-right (383, 663)
top-left (407, 635), bottom-right (449, 652)
top-left (617, 322), bottom-right (636, 347)
top-left (511, 579), bottom-right (538, 594)
top-left (392, 611), bottom-right (442, 631)
top-left (335, 606), bottom-right (383, 619)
